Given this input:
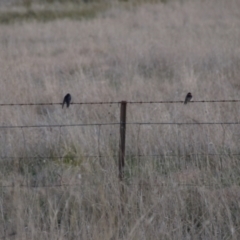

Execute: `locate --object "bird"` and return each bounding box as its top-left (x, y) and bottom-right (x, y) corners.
top-left (62, 93), bottom-right (71, 108)
top-left (184, 92), bottom-right (192, 104)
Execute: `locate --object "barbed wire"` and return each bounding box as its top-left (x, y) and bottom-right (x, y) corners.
top-left (126, 122), bottom-right (240, 125)
top-left (0, 121), bottom-right (239, 129)
top-left (127, 100), bottom-right (240, 104)
top-left (0, 99), bottom-right (240, 106)
top-left (1, 153), bottom-right (240, 159)
top-left (0, 101), bottom-right (118, 106)
top-left (0, 123), bottom-right (119, 129)
top-left (0, 182), bottom-right (224, 189)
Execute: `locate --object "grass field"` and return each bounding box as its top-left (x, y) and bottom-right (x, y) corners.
top-left (0, 0), bottom-right (240, 239)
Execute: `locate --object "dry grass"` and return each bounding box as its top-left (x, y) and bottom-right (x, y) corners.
top-left (0, 0), bottom-right (240, 239)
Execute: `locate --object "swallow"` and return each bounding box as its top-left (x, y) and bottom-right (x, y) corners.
top-left (62, 93), bottom-right (71, 108)
top-left (184, 92), bottom-right (192, 104)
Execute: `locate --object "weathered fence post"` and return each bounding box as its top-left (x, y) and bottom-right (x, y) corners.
top-left (119, 101), bottom-right (127, 182)
top-left (119, 101), bottom-right (127, 214)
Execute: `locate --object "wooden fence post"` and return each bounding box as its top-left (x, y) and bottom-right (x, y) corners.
top-left (119, 101), bottom-right (127, 182)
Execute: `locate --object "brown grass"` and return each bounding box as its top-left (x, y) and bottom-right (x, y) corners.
top-left (0, 0), bottom-right (240, 239)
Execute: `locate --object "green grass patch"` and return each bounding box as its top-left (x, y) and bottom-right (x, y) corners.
top-left (0, 4), bottom-right (108, 24)
top-left (0, 0), bottom-right (175, 25)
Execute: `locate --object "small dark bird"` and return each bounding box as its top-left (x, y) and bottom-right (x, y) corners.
top-left (184, 92), bottom-right (192, 104)
top-left (62, 93), bottom-right (71, 108)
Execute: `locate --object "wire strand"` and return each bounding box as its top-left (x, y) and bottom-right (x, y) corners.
top-left (1, 153), bottom-right (239, 160)
top-left (0, 99), bottom-right (240, 106)
top-left (0, 182), bottom-right (229, 189)
top-left (0, 121), bottom-right (239, 129)
top-left (126, 122), bottom-right (240, 125)
top-left (0, 123), bottom-right (119, 129)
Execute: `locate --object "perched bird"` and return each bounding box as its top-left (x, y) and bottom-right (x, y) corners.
top-left (184, 92), bottom-right (192, 104)
top-left (62, 93), bottom-right (71, 108)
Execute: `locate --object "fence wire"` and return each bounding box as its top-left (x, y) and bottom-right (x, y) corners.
top-left (0, 121), bottom-right (239, 129)
top-left (1, 153), bottom-right (240, 160)
top-left (0, 182), bottom-right (225, 189)
top-left (0, 99), bottom-right (240, 106)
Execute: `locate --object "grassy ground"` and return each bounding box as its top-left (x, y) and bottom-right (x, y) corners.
top-left (0, 0), bottom-right (240, 239)
top-left (0, 1), bottom-right (109, 24)
top-left (0, 0), bottom-right (168, 24)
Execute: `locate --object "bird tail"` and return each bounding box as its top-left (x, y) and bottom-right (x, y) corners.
top-left (184, 99), bottom-right (187, 104)
top-left (62, 101), bottom-right (65, 108)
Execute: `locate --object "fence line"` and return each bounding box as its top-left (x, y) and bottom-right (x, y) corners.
top-left (0, 182), bottom-right (224, 189)
top-left (1, 153), bottom-right (240, 159)
top-left (0, 99), bottom-right (240, 106)
top-left (0, 121), bottom-right (239, 129)
top-left (0, 101), bottom-right (119, 106)
top-left (1, 100), bottom-right (240, 189)
top-left (0, 123), bottom-right (119, 129)
top-left (127, 100), bottom-right (240, 104)
top-left (126, 122), bottom-right (240, 125)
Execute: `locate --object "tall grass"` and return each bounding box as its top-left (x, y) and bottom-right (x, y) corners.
top-left (0, 0), bottom-right (240, 239)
